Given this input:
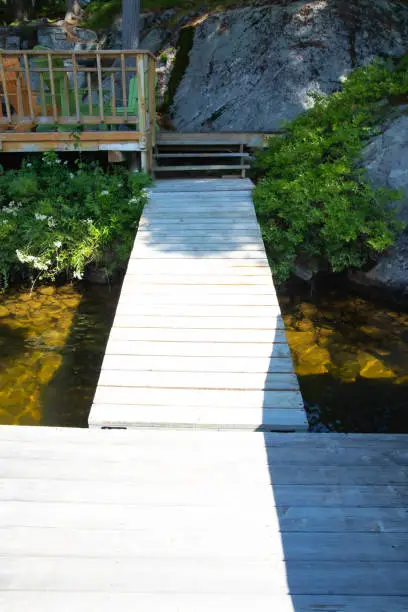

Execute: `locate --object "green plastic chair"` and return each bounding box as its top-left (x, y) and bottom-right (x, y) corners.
top-left (32, 46), bottom-right (106, 132)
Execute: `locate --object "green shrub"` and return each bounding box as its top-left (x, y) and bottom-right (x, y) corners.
top-left (253, 58), bottom-right (407, 283)
top-left (0, 152), bottom-right (151, 289)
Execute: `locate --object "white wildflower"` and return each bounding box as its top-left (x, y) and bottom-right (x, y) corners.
top-left (26, 162), bottom-right (32, 167)
top-left (33, 259), bottom-right (49, 271)
top-left (73, 270), bottom-right (83, 280)
top-left (55, 158), bottom-right (62, 164)
top-left (47, 217), bottom-right (56, 228)
top-left (64, 160), bottom-right (68, 165)
top-left (117, 183), bottom-right (123, 187)
top-left (128, 196), bottom-right (139, 205)
top-left (54, 240), bottom-right (62, 248)
top-left (69, 173), bottom-right (74, 179)
top-left (16, 250), bottom-right (35, 264)
top-left (35, 213), bottom-right (47, 221)
top-left (100, 190), bottom-right (109, 196)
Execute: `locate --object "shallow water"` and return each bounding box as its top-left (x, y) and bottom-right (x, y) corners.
top-left (0, 283), bottom-right (120, 427)
top-left (0, 280), bottom-right (407, 431)
top-left (280, 282), bottom-right (408, 432)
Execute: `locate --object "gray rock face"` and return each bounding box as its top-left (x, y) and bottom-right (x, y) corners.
top-left (351, 116), bottom-right (408, 293)
top-left (172, 0), bottom-right (408, 132)
top-left (37, 26), bottom-right (98, 51)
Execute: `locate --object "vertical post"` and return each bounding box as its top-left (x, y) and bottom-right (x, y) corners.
top-left (87, 72), bottom-right (93, 116)
top-left (148, 55), bottom-right (156, 146)
top-left (110, 73), bottom-right (116, 118)
top-left (47, 53), bottom-right (58, 123)
top-left (137, 54), bottom-right (147, 172)
top-left (71, 53), bottom-right (81, 123)
top-left (39, 73), bottom-right (47, 116)
top-left (0, 55), bottom-right (12, 122)
top-left (15, 72), bottom-right (24, 119)
top-left (63, 72), bottom-right (71, 117)
top-left (137, 53), bottom-right (146, 133)
top-left (120, 53), bottom-right (128, 123)
top-left (96, 52), bottom-right (104, 124)
top-left (240, 142), bottom-right (245, 179)
top-left (23, 53), bottom-right (35, 121)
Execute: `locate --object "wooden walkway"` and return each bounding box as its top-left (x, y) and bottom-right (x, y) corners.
top-left (2, 426), bottom-right (408, 611)
top-left (89, 179), bottom-right (307, 431)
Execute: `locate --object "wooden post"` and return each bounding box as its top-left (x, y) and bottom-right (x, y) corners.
top-left (120, 53), bottom-right (128, 123)
top-left (39, 74), bottom-right (47, 117)
top-left (23, 54), bottom-right (35, 121)
top-left (71, 53), bottom-right (81, 123)
top-left (47, 53), bottom-right (58, 124)
top-left (0, 55), bottom-right (12, 122)
top-left (96, 52), bottom-right (104, 124)
top-left (136, 54), bottom-right (146, 134)
top-left (110, 73), bottom-right (116, 118)
top-left (148, 55), bottom-right (156, 145)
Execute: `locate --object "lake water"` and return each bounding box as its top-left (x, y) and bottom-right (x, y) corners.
top-left (0, 280), bottom-right (407, 432)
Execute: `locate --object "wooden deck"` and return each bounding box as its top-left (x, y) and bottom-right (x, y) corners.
top-left (1, 426), bottom-right (408, 610)
top-left (0, 50), bottom-right (156, 170)
top-left (89, 178), bottom-right (307, 431)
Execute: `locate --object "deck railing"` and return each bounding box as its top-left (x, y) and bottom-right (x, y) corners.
top-left (0, 50), bottom-right (156, 131)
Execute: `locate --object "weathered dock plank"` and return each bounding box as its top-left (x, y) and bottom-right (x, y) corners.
top-left (1, 427), bottom-right (408, 611)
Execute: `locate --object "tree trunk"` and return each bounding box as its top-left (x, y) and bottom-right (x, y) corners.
top-left (122, 0), bottom-right (140, 50)
top-left (14, 0), bottom-right (27, 20)
top-left (66, 0), bottom-right (74, 11)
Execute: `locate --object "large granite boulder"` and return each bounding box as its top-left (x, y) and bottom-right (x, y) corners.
top-left (37, 25), bottom-right (98, 51)
top-left (171, 0), bottom-right (408, 132)
top-left (350, 116), bottom-right (408, 294)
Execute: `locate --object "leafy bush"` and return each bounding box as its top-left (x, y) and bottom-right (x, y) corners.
top-left (0, 152), bottom-right (151, 289)
top-left (253, 58), bottom-right (407, 283)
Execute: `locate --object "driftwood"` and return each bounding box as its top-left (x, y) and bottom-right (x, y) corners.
top-left (63, 1), bottom-right (85, 43)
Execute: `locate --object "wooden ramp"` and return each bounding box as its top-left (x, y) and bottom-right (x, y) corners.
top-left (89, 179), bottom-right (307, 431)
top-left (2, 426), bottom-right (408, 611)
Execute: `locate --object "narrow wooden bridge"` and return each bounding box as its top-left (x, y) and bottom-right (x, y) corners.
top-left (89, 178), bottom-right (307, 431)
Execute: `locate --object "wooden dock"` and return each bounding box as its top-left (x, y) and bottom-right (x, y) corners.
top-left (89, 179), bottom-right (307, 431)
top-left (2, 426), bottom-right (408, 610)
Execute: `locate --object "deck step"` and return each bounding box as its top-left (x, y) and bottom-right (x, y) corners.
top-left (155, 152), bottom-right (250, 158)
top-left (153, 164), bottom-right (250, 172)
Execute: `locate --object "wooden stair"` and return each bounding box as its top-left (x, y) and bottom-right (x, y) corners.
top-left (153, 133), bottom-right (254, 178)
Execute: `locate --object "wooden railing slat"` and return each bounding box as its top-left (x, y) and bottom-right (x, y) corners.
top-left (120, 53), bottom-right (128, 123)
top-left (71, 53), bottom-right (81, 123)
top-left (0, 55), bottom-right (12, 121)
top-left (23, 54), bottom-right (35, 121)
top-left (96, 52), bottom-right (105, 123)
top-left (137, 53), bottom-right (146, 133)
top-left (39, 73), bottom-right (47, 116)
top-left (111, 73), bottom-right (116, 117)
top-left (47, 53), bottom-right (58, 123)
top-left (87, 72), bottom-right (93, 116)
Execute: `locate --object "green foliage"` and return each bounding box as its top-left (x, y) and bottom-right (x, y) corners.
top-left (1, 0), bottom-right (65, 25)
top-left (84, 0), bottom-right (122, 30)
top-left (0, 152), bottom-right (151, 289)
top-left (253, 59), bottom-right (407, 283)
